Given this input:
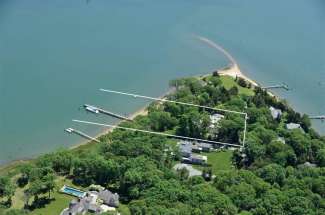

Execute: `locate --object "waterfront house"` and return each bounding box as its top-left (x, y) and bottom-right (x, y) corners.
top-left (61, 193), bottom-right (100, 215)
top-left (60, 189), bottom-right (119, 215)
top-left (286, 123), bottom-right (302, 130)
top-left (269, 106), bottom-right (282, 120)
top-left (179, 140), bottom-right (213, 154)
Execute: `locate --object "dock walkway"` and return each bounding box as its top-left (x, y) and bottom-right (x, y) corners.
top-left (65, 128), bottom-right (100, 143)
top-left (84, 104), bottom-right (132, 121)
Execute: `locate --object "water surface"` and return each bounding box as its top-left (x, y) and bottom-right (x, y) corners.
top-left (0, 0), bottom-right (324, 164)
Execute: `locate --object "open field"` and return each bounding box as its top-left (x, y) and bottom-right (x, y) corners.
top-left (193, 150), bottom-right (234, 174)
top-left (220, 76), bottom-right (254, 96)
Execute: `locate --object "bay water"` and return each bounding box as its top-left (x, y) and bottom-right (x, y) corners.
top-left (0, 0), bottom-right (324, 164)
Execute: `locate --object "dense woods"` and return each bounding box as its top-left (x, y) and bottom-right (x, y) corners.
top-left (1, 75), bottom-right (325, 215)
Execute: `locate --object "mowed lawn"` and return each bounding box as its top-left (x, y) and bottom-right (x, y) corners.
top-left (203, 150), bottom-right (234, 173)
top-left (192, 150), bottom-right (234, 174)
top-left (24, 177), bottom-right (76, 215)
top-left (220, 76), bottom-right (254, 96)
top-left (1, 177), bottom-right (77, 215)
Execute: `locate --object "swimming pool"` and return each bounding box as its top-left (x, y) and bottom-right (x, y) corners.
top-left (60, 185), bottom-right (86, 198)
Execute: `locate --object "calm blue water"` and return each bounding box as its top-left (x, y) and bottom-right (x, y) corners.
top-left (0, 0), bottom-right (324, 164)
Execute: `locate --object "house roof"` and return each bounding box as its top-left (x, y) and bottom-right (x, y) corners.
top-left (303, 162), bottom-right (317, 168)
top-left (178, 141), bottom-right (192, 154)
top-left (173, 163), bottom-right (202, 177)
top-left (197, 142), bottom-right (213, 149)
top-left (270, 106), bottom-right (282, 119)
top-left (191, 154), bottom-right (207, 161)
top-left (98, 190), bottom-right (119, 207)
top-left (286, 123), bottom-right (301, 130)
top-left (62, 199), bottom-right (87, 215)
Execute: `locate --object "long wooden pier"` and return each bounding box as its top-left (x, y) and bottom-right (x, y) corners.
top-left (65, 128), bottom-right (100, 143)
top-left (84, 104), bottom-right (132, 121)
top-left (262, 83), bottom-right (289, 91)
top-left (309, 115), bottom-right (325, 120)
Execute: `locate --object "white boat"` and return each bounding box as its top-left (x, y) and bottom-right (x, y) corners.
top-left (84, 104), bottom-right (100, 114)
top-left (65, 128), bottom-right (74, 133)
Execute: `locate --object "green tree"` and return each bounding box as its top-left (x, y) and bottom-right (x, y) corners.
top-left (228, 86), bottom-right (239, 96)
top-left (177, 111), bottom-right (210, 138)
top-left (286, 130), bottom-right (311, 164)
top-left (149, 111), bottom-right (177, 132)
top-left (26, 167), bottom-right (56, 203)
top-left (0, 176), bottom-right (15, 205)
top-left (227, 182), bottom-right (256, 211)
top-left (256, 164), bottom-right (286, 186)
top-left (316, 148), bottom-right (325, 167)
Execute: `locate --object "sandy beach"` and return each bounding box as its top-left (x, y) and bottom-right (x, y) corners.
top-left (217, 63), bottom-right (258, 87)
top-left (217, 63), bottom-right (279, 99)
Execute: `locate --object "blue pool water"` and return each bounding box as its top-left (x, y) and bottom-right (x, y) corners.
top-left (61, 185), bottom-right (86, 198)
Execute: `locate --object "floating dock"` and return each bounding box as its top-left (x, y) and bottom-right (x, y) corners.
top-left (65, 128), bottom-right (100, 143)
top-left (84, 104), bottom-right (132, 121)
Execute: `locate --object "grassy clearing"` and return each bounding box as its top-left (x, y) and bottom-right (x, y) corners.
top-left (193, 150), bottom-right (234, 174)
top-left (2, 177), bottom-right (83, 215)
top-left (220, 76), bottom-right (254, 96)
top-left (28, 177), bottom-right (82, 215)
top-left (204, 150), bottom-right (234, 173)
top-left (118, 204), bottom-right (131, 215)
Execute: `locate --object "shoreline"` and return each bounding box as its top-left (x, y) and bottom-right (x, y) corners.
top-left (0, 66), bottom-right (282, 173)
top-left (0, 70), bottom-right (274, 172)
top-left (217, 63), bottom-right (258, 87)
top-left (69, 104), bottom-right (149, 150)
top-left (0, 88), bottom-right (173, 173)
top-left (217, 63), bottom-right (278, 98)
top-left (69, 87), bottom-right (176, 150)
